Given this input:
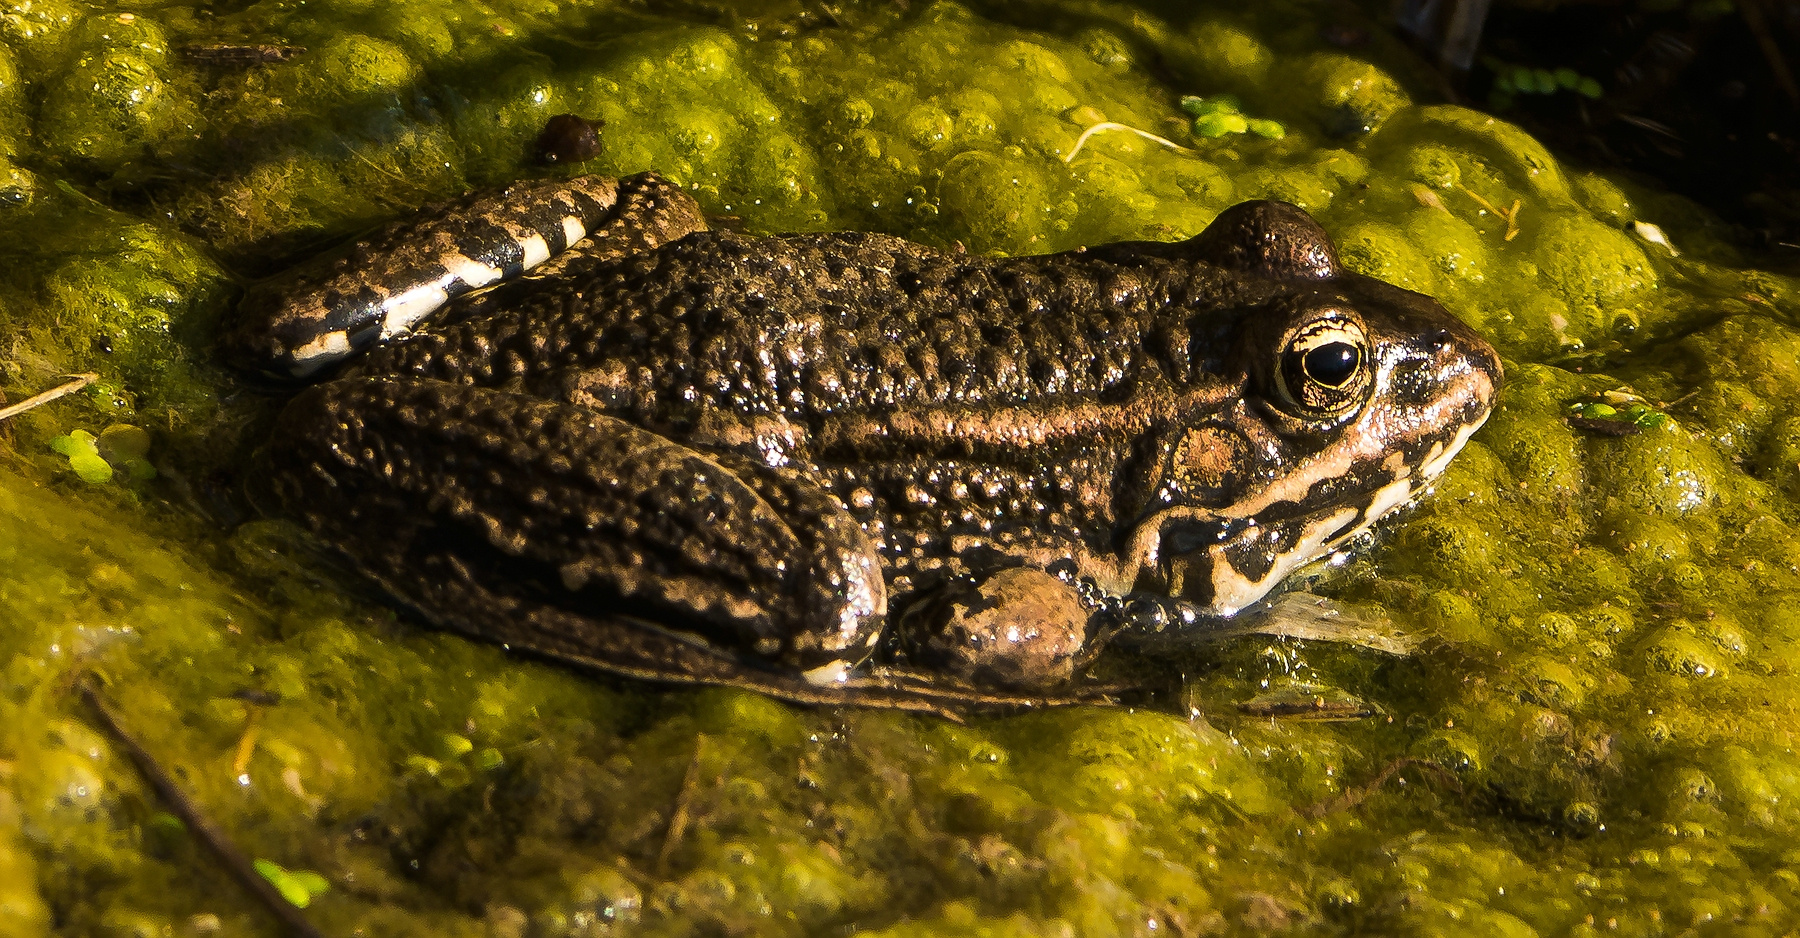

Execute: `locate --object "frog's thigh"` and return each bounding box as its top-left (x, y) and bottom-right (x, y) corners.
top-left (265, 377), bottom-right (885, 672)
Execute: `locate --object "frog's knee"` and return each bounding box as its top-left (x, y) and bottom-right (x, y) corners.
top-left (701, 453), bottom-right (888, 668)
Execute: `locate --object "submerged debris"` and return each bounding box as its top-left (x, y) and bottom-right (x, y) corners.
top-left (0, 373), bottom-right (97, 423)
top-left (180, 44), bottom-right (306, 67)
top-left (536, 113), bottom-right (606, 164)
top-left (1064, 121), bottom-right (1195, 163)
top-left (79, 681), bottom-right (327, 938)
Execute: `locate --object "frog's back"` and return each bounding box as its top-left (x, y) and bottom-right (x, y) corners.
top-left (354, 228), bottom-right (1261, 422)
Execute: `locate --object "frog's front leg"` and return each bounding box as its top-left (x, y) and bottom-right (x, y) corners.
top-left (899, 567), bottom-right (1097, 689)
top-left (224, 172), bottom-right (706, 380)
top-left (260, 376), bottom-right (885, 681)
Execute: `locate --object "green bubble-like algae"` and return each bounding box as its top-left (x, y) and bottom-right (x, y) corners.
top-left (7, 0), bottom-right (1800, 934)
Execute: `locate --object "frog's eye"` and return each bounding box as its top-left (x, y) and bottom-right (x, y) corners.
top-left (1275, 316), bottom-right (1371, 418)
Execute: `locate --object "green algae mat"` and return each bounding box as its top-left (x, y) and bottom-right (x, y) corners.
top-left (4, 0), bottom-right (1800, 934)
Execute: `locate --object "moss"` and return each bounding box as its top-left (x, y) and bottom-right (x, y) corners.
top-left (939, 150), bottom-right (1051, 254)
top-left (1402, 142), bottom-right (1464, 190)
top-left (1380, 105), bottom-right (1571, 201)
top-left (8, 0), bottom-right (1800, 933)
top-left (1291, 51), bottom-right (1411, 131)
top-left (1335, 220), bottom-right (1438, 293)
top-left (1571, 171), bottom-right (1634, 226)
top-left (37, 51), bottom-right (188, 167)
top-left (0, 0), bottom-right (81, 72)
top-left (1405, 204), bottom-right (1492, 300)
top-left (1180, 20), bottom-right (1273, 91)
top-left (1590, 420), bottom-right (1731, 516)
top-left (1531, 210), bottom-right (1659, 308)
top-left (69, 13), bottom-right (169, 67)
top-left (308, 34), bottom-right (421, 102)
top-left (0, 41), bottom-right (22, 130)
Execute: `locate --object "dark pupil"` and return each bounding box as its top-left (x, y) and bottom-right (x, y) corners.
top-left (1302, 342), bottom-right (1360, 387)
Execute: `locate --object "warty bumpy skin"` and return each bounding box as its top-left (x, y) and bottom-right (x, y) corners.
top-left (246, 173), bottom-right (1501, 706)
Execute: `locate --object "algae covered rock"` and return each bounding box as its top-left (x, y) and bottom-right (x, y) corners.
top-left (4, 1), bottom-right (1800, 935)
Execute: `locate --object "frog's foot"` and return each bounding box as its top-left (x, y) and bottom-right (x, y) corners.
top-left (262, 376), bottom-right (885, 673)
top-left (225, 172), bottom-right (706, 381)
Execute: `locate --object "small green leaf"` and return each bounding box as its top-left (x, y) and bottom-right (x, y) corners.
top-left (1586, 403), bottom-right (1617, 418)
top-left (1192, 112), bottom-right (1248, 137)
top-left (475, 747), bottom-right (506, 771)
top-left (442, 733), bottom-right (474, 757)
top-left (49, 429), bottom-right (97, 457)
top-left (149, 812), bottom-right (187, 835)
top-left (1554, 67), bottom-right (1581, 89)
top-left (290, 871), bottom-right (331, 895)
top-left (1181, 95), bottom-right (1241, 119)
top-left (275, 878), bottom-right (312, 908)
top-left (72, 455), bottom-right (114, 484)
top-left (254, 859), bottom-right (329, 908)
top-left (1576, 77), bottom-right (1603, 99)
top-left (1245, 118), bottom-right (1285, 139)
top-left (50, 430), bottom-right (116, 484)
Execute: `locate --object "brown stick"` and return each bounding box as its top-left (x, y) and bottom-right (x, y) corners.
top-left (1302, 757), bottom-right (1463, 819)
top-left (657, 735), bottom-right (707, 875)
top-left (78, 682), bottom-right (328, 938)
top-left (0, 374), bottom-right (99, 422)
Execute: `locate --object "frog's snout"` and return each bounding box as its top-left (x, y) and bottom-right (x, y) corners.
top-left (1434, 319), bottom-right (1503, 434)
top-left (1387, 313), bottom-right (1502, 440)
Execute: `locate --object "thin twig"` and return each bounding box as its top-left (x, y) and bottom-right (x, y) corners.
top-left (1456, 186), bottom-right (1522, 241)
top-left (1064, 122), bottom-right (1197, 164)
top-left (0, 373), bottom-right (98, 422)
top-left (1302, 757), bottom-right (1462, 819)
top-left (657, 735), bottom-right (707, 875)
top-left (78, 681), bottom-right (327, 938)
top-left (231, 706), bottom-right (266, 778)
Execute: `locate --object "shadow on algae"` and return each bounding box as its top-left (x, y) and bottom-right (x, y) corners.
top-left (2, 0), bottom-right (1800, 934)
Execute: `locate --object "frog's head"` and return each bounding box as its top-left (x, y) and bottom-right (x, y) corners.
top-left (1128, 201), bottom-right (1502, 616)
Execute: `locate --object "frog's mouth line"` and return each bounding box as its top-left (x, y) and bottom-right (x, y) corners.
top-left (1099, 409), bottom-right (1491, 617)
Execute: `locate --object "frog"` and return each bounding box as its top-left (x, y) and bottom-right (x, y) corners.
top-left (224, 171), bottom-right (1501, 714)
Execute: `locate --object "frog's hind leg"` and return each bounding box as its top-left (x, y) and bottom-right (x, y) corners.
top-left (503, 172), bottom-right (706, 280)
top-left (262, 376), bottom-right (887, 682)
top-left (226, 172), bottom-right (706, 381)
top-left (429, 172), bottom-right (709, 325)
